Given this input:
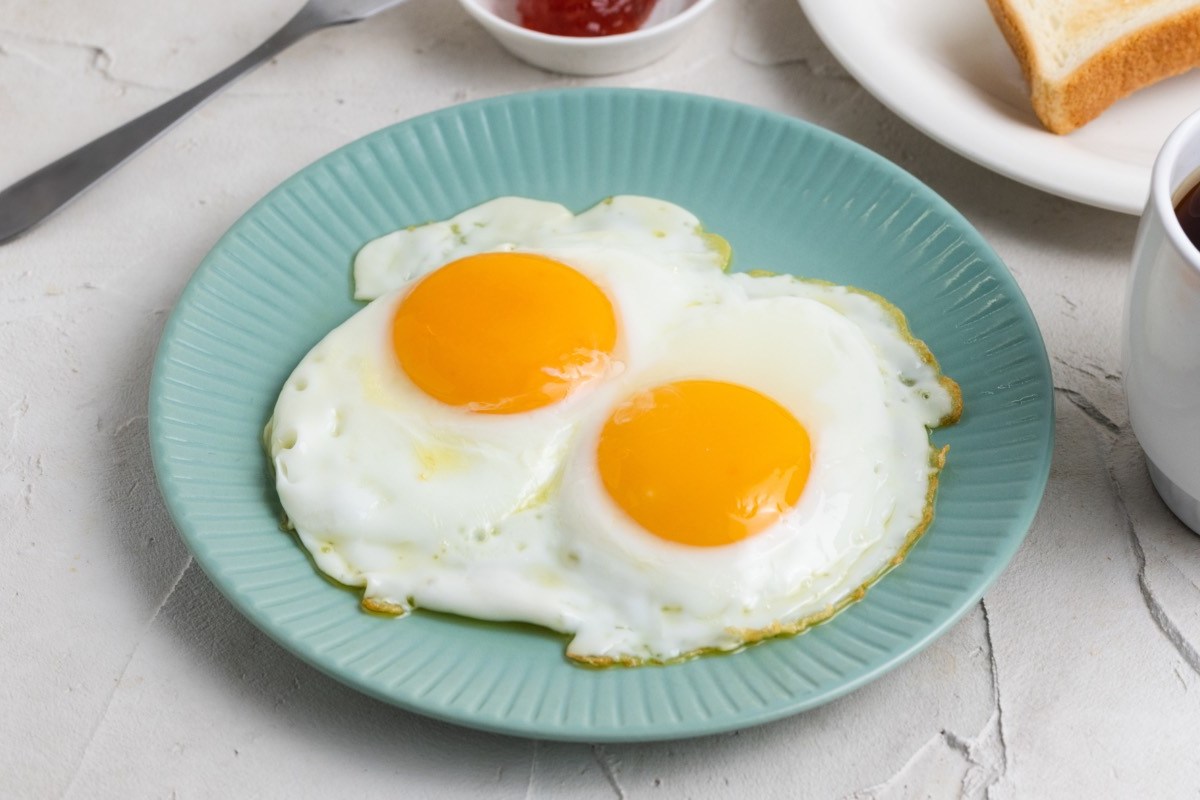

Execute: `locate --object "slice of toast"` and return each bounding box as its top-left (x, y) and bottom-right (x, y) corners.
top-left (986, 0), bottom-right (1200, 134)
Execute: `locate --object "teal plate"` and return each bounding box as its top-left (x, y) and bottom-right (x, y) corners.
top-left (150, 89), bottom-right (1053, 742)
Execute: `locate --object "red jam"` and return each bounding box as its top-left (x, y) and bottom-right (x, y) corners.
top-left (516, 0), bottom-right (658, 36)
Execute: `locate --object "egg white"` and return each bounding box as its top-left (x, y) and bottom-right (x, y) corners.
top-left (353, 195), bottom-right (729, 301)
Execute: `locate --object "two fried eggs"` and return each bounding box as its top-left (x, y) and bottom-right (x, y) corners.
top-left (265, 196), bottom-right (961, 665)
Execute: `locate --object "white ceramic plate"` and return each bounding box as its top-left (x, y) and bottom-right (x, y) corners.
top-left (799, 0), bottom-right (1200, 214)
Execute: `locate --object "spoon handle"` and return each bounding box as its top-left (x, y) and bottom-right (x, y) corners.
top-left (0, 7), bottom-right (325, 245)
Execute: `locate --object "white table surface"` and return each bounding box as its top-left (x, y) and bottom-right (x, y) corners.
top-left (5, 1), bottom-right (1200, 797)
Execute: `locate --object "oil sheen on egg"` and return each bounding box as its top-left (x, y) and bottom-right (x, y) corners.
top-left (265, 195), bottom-right (961, 665)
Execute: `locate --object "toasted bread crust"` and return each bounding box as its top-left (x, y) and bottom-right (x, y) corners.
top-left (987, 0), bottom-right (1040, 95)
top-left (987, 0), bottom-right (1200, 134)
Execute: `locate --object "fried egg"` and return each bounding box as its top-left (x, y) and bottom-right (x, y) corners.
top-left (265, 196), bottom-right (960, 665)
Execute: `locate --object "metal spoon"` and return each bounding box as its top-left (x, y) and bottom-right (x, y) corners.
top-left (0, 0), bottom-right (409, 245)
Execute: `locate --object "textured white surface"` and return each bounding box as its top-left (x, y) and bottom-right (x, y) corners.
top-left (2, 0), bottom-right (1198, 797)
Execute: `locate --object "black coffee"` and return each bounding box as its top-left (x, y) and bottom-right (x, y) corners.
top-left (1177, 180), bottom-right (1200, 252)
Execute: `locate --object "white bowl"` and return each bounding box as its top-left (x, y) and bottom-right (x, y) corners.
top-left (456, 0), bottom-right (721, 76)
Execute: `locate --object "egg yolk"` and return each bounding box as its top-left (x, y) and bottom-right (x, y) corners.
top-left (597, 380), bottom-right (812, 547)
top-left (392, 252), bottom-right (618, 414)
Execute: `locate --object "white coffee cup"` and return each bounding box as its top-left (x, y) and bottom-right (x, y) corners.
top-left (1124, 107), bottom-right (1200, 533)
